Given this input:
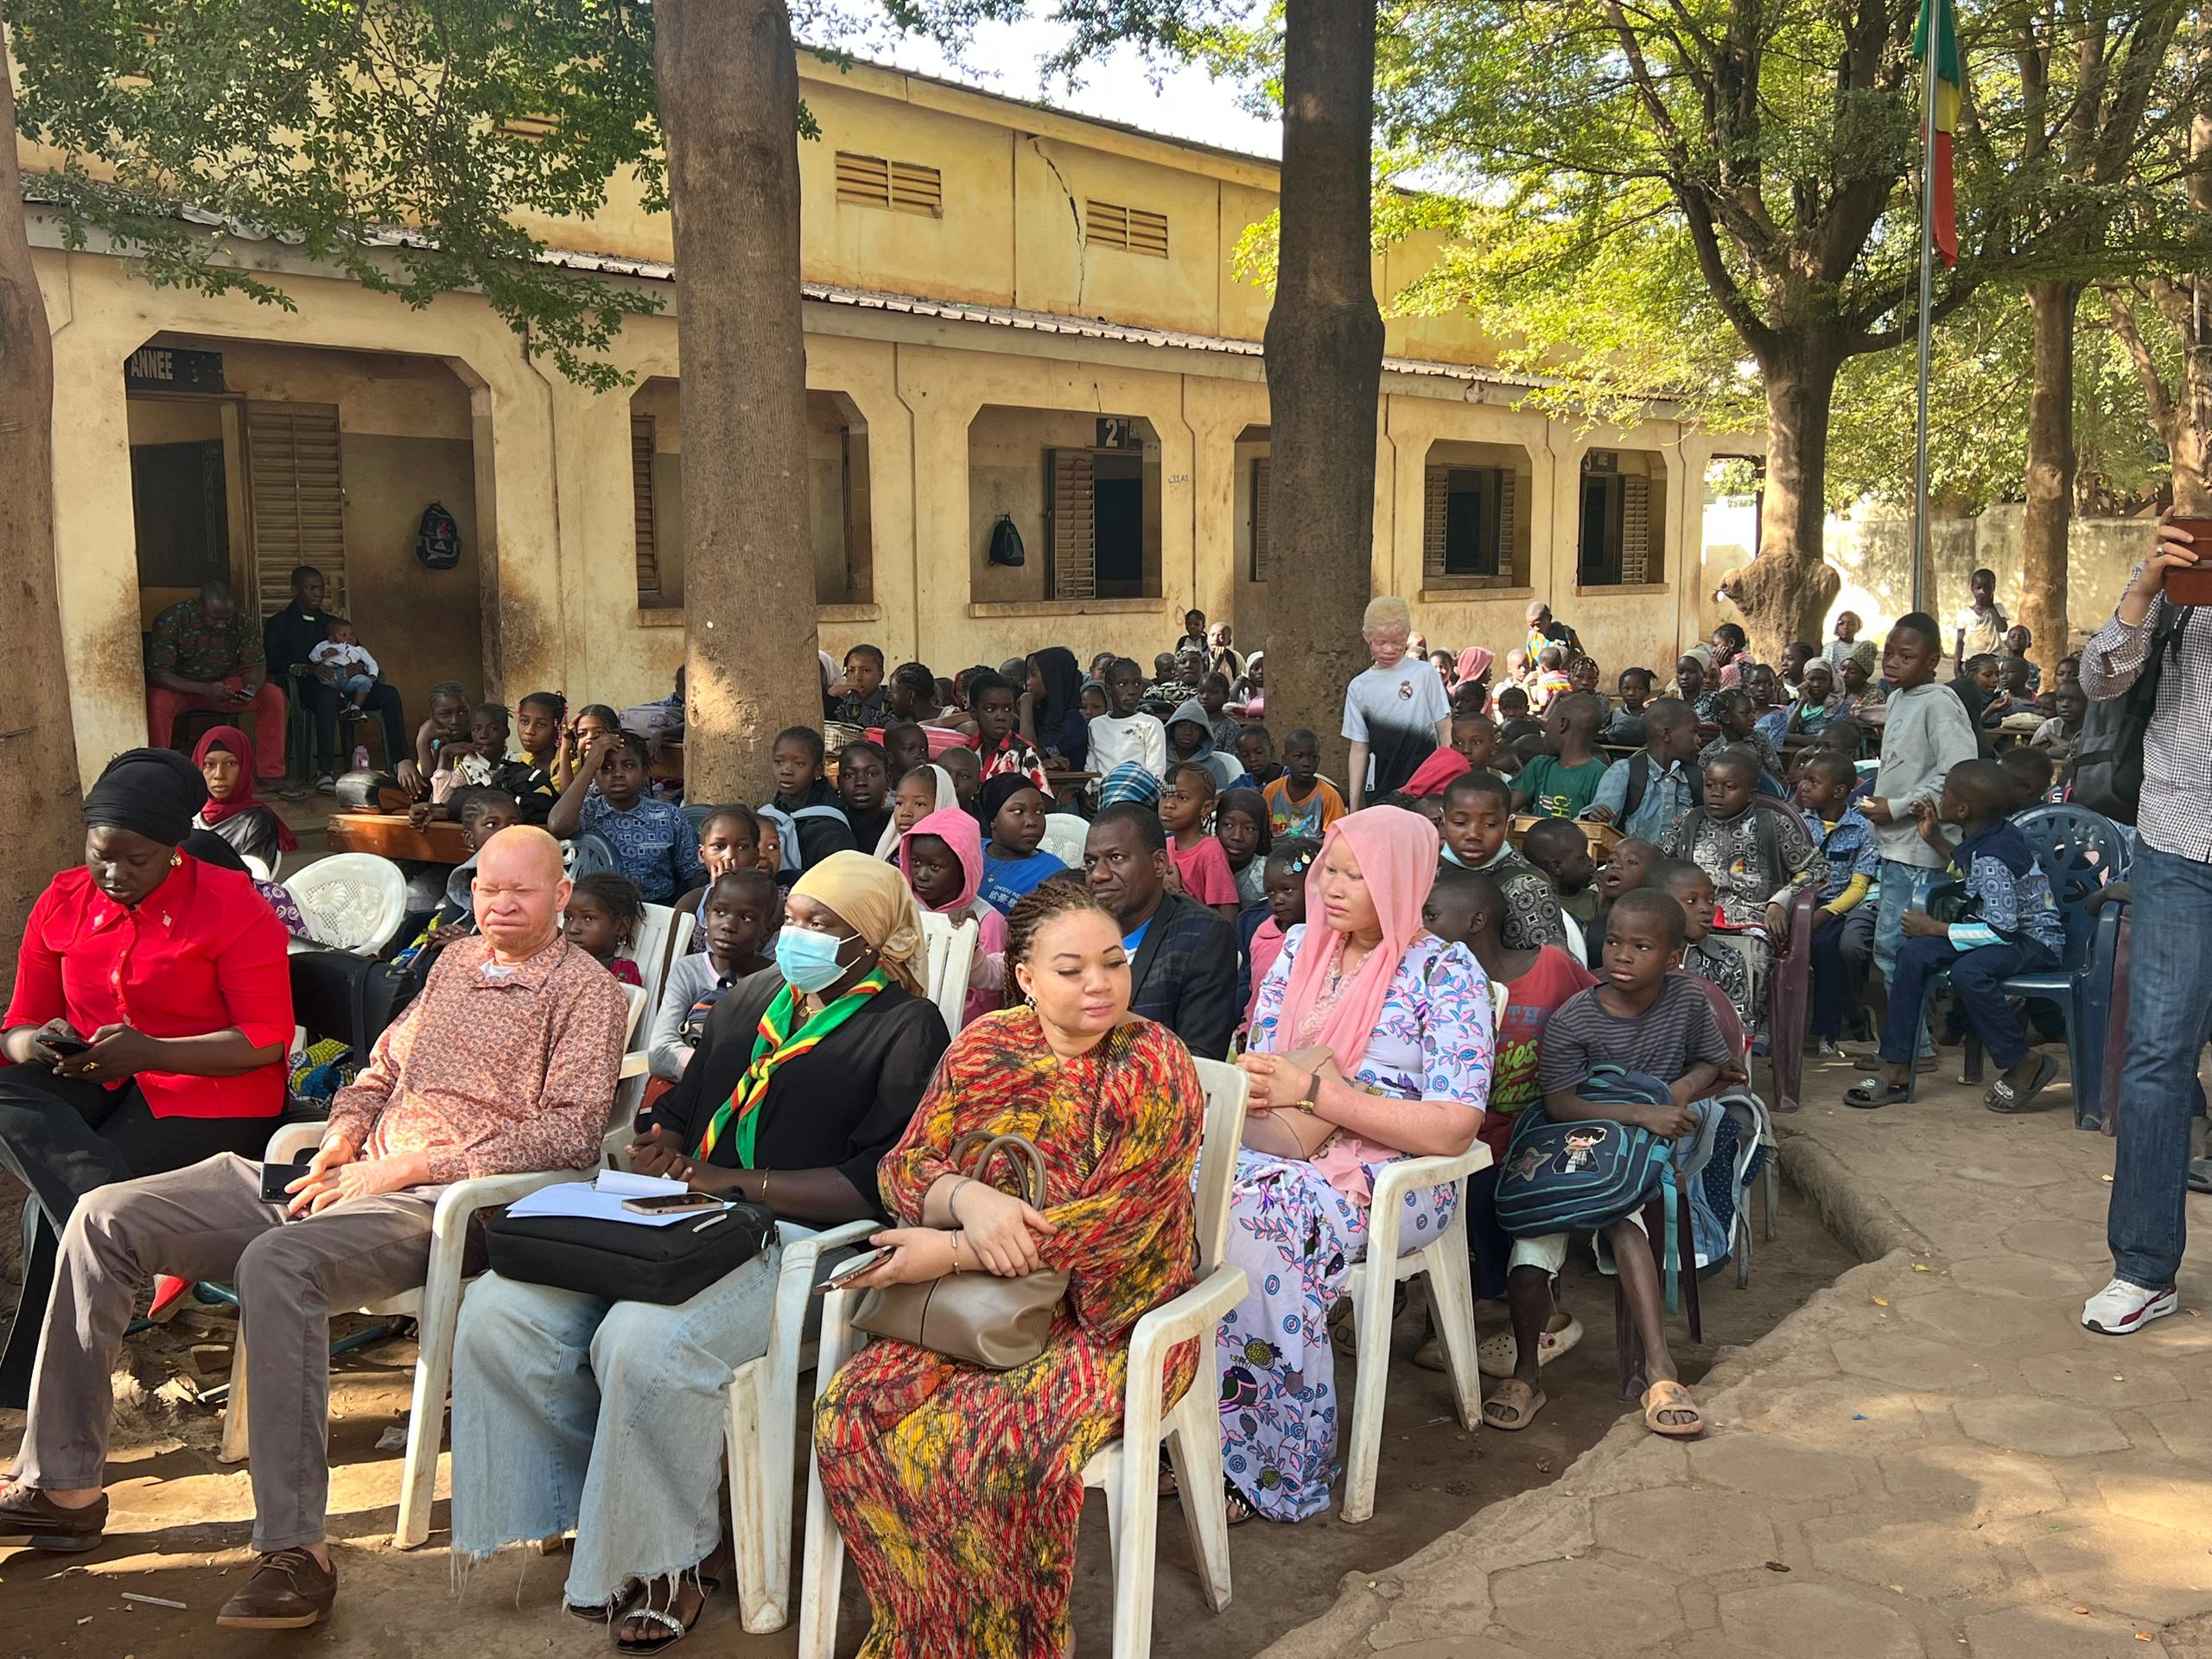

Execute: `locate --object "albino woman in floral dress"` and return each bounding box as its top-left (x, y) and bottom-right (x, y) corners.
top-left (1224, 806), bottom-right (1493, 1522)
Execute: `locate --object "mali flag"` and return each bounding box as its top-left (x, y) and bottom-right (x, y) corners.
top-left (1915, 0), bottom-right (1961, 268)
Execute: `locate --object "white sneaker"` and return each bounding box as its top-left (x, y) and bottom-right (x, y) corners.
top-left (2081, 1278), bottom-right (2177, 1336)
top-left (315, 774), bottom-right (336, 795)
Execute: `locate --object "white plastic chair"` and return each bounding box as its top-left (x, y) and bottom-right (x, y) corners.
top-left (219, 984), bottom-right (649, 1549)
top-left (626, 903), bottom-right (683, 1045)
top-left (917, 910), bottom-right (979, 1034)
top-left (283, 853), bottom-right (408, 956)
top-left (796, 1056), bottom-right (1252, 1658)
top-left (1037, 811), bottom-right (1090, 871)
top-left (1337, 981), bottom-right (1505, 1524)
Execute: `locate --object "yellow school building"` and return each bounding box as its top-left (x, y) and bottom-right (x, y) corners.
top-left (27, 53), bottom-right (1738, 779)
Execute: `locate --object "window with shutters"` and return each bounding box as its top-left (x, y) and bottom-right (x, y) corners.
top-left (1577, 452), bottom-right (1665, 587)
top-left (632, 416), bottom-right (671, 607)
top-left (245, 401), bottom-right (345, 618)
top-left (1249, 455), bottom-right (1271, 581)
top-left (1084, 199), bottom-right (1169, 257)
top-left (1046, 450), bottom-right (1096, 600)
top-left (1421, 463), bottom-right (1523, 587)
top-left (834, 151), bottom-right (944, 216)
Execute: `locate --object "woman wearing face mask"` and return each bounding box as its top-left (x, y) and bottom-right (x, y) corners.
top-left (445, 853), bottom-right (950, 1648)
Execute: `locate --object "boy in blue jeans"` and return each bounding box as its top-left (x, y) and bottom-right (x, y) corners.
top-left (1846, 760), bottom-right (2063, 1113)
top-left (1858, 613), bottom-right (1980, 1067)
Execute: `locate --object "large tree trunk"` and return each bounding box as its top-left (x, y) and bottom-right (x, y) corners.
top-left (0, 0), bottom-right (86, 1005)
top-left (1262, 0), bottom-right (1387, 785)
top-left (656, 0), bottom-right (819, 807)
top-left (1723, 332), bottom-right (1843, 658)
top-left (2020, 279), bottom-right (2079, 658)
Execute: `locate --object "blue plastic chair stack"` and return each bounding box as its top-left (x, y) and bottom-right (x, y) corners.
top-left (1952, 804), bottom-right (2131, 1125)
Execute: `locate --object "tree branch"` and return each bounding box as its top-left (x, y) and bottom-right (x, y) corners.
top-left (2101, 280), bottom-right (2179, 451)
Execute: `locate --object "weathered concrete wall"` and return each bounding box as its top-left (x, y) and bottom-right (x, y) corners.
top-left (1698, 492), bottom-right (2158, 657)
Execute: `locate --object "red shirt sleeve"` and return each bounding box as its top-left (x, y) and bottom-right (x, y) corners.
top-left (2, 882), bottom-right (67, 1035)
top-left (209, 893), bottom-right (298, 1055)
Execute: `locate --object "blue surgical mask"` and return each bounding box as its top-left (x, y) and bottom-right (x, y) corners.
top-left (1440, 843), bottom-right (1467, 869)
top-left (775, 925), bottom-right (858, 994)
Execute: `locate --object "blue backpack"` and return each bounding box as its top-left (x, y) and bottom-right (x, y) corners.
top-left (1494, 1065), bottom-right (1679, 1242)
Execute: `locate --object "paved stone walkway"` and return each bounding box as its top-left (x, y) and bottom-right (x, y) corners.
top-left (1262, 1058), bottom-right (2212, 1659)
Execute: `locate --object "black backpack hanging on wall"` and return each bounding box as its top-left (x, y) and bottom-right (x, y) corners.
top-left (988, 513), bottom-right (1027, 568)
top-left (2071, 606), bottom-right (2191, 825)
top-left (416, 502), bottom-right (462, 569)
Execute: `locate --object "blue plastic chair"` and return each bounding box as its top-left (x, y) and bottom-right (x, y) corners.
top-left (563, 830), bottom-right (621, 881)
top-left (1954, 804), bottom-right (2130, 1122)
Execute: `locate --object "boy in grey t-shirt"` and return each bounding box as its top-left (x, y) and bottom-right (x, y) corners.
top-left (1342, 597), bottom-right (1450, 807)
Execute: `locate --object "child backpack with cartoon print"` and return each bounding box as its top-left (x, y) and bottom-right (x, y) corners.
top-left (1493, 1065), bottom-right (1679, 1237)
top-left (415, 501), bottom-right (462, 569)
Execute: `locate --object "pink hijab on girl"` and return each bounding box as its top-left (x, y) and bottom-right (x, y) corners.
top-left (896, 805), bottom-right (1007, 1024)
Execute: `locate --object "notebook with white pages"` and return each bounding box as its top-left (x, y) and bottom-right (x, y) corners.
top-left (504, 1168), bottom-right (729, 1228)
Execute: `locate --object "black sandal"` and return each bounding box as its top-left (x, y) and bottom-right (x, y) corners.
top-left (567, 1580), bottom-right (643, 1624)
top-left (1985, 1052), bottom-right (2058, 1115)
top-left (614, 1575), bottom-right (718, 1654)
top-left (1845, 1077), bottom-right (1914, 1110)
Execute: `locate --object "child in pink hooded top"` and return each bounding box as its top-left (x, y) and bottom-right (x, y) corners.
top-left (897, 805), bottom-right (1007, 1026)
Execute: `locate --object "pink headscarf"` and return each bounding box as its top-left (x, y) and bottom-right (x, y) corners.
top-left (1274, 806), bottom-right (1440, 1079)
top-left (1455, 646), bottom-right (1494, 684)
top-left (899, 805), bottom-right (985, 913)
top-left (898, 804), bottom-right (1008, 1026)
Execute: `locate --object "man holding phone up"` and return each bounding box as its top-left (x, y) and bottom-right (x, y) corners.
top-left (0, 828), bottom-right (626, 1631)
top-left (2081, 520), bottom-right (2212, 1338)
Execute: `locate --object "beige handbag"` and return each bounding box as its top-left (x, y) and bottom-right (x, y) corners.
top-left (1241, 1046), bottom-right (1344, 1160)
top-left (851, 1133), bottom-right (1070, 1370)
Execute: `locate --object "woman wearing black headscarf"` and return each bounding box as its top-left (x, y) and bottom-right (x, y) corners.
top-left (0, 748), bottom-right (294, 1402)
top-left (1022, 646), bottom-right (1089, 769)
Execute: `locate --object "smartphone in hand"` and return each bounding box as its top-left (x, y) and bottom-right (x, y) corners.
top-left (816, 1246), bottom-right (891, 1293)
top-left (261, 1155), bottom-right (317, 1204)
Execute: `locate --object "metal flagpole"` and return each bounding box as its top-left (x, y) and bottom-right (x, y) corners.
top-left (1910, 7), bottom-right (1940, 619)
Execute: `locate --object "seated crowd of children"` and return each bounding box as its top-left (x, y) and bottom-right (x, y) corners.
top-left (335, 601), bottom-right (2078, 1441)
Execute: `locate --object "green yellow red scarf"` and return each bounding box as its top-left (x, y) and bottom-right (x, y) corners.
top-left (695, 969), bottom-right (891, 1166)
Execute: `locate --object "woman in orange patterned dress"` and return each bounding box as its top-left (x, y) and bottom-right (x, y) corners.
top-left (814, 876), bottom-right (1202, 1659)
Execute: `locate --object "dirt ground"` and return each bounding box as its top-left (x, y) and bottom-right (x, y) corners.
top-left (0, 1181), bottom-right (1853, 1659)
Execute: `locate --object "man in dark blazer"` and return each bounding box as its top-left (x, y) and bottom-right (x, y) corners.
top-left (1084, 805), bottom-right (1237, 1059)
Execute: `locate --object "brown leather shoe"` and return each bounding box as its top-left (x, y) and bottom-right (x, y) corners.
top-left (215, 1548), bottom-right (337, 1630)
top-left (0, 1485), bottom-right (106, 1552)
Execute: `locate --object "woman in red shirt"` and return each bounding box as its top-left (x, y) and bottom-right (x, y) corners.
top-left (0, 748), bottom-right (293, 1404)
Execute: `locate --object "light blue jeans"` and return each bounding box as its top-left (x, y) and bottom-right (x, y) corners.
top-left (2109, 845), bottom-right (2212, 1289)
top-left (448, 1248), bottom-right (779, 1606)
top-left (1873, 857), bottom-right (1936, 1060)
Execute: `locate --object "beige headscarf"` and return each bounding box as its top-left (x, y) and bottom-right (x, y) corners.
top-left (791, 850), bottom-right (926, 996)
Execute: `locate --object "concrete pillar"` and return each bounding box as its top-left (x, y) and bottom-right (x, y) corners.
top-left (467, 365), bottom-right (567, 706)
top-left (543, 374), bottom-right (643, 704)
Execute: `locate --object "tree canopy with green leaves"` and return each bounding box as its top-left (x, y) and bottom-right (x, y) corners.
top-left (11, 0), bottom-right (677, 390)
top-left (1366, 0), bottom-right (2201, 652)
